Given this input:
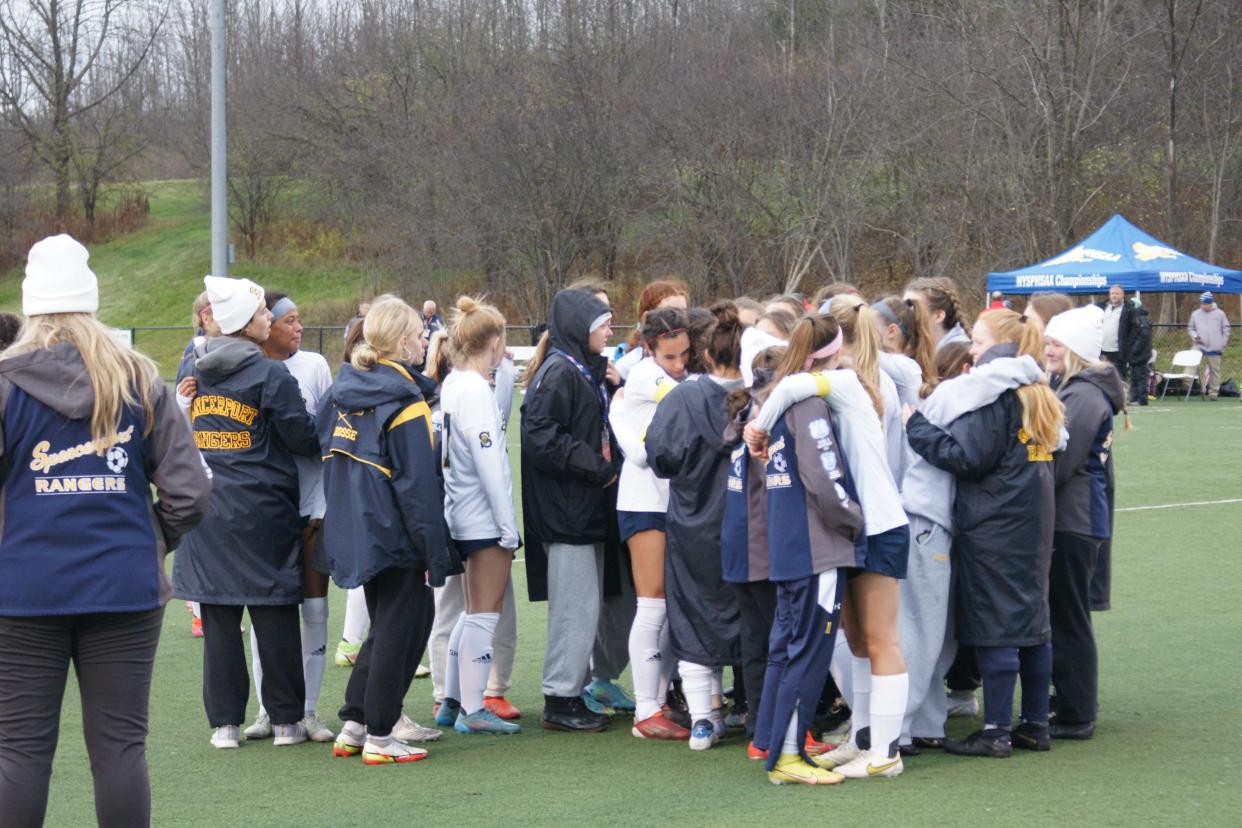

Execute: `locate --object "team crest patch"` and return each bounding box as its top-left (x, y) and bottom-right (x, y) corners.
top-left (771, 451), bottom-right (787, 474)
top-left (479, 432), bottom-right (493, 448)
top-left (820, 449), bottom-right (838, 473)
top-left (809, 418), bottom-right (830, 439)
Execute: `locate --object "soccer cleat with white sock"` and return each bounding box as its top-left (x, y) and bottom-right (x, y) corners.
top-left (244, 712), bottom-right (272, 740)
top-left (833, 750), bottom-right (904, 779)
top-left (301, 712), bottom-right (335, 742)
top-left (817, 739), bottom-right (863, 769)
top-left (211, 725), bottom-right (241, 749)
top-left (333, 721), bottom-right (365, 757)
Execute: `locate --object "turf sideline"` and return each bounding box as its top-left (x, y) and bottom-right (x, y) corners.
top-left (1116, 497), bottom-right (1242, 513)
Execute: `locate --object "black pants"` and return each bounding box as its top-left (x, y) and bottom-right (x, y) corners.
top-left (946, 646), bottom-right (980, 692)
top-left (1102, 350), bottom-right (1125, 377)
top-left (0, 608), bottom-right (163, 828)
top-left (1128, 361), bottom-right (1149, 404)
top-left (200, 603), bottom-right (304, 727)
top-left (340, 567), bottom-right (435, 736)
top-left (1049, 531), bottom-right (1102, 724)
top-left (732, 581), bottom-right (777, 739)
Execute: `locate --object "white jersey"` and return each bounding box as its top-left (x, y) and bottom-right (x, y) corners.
top-left (609, 357), bottom-right (677, 513)
top-left (615, 345), bottom-right (645, 381)
top-left (440, 368), bottom-right (520, 549)
top-left (283, 349), bottom-right (333, 519)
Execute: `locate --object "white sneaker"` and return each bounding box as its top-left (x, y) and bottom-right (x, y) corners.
top-left (414, 663), bottom-right (431, 678)
top-left (301, 712), bottom-right (335, 743)
top-left (361, 735), bottom-right (428, 765)
top-left (817, 739), bottom-right (862, 769)
top-left (392, 713), bottom-right (442, 743)
top-left (834, 750), bottom-right (904, 779)
top-left (947, 690), bottom-right (980, 718)
top-left (273, 722), bottom-right (308, 746)
top-left (211, 725), bottom-right (241, 749)
top-left (243, 712), bottom-right (272, 740)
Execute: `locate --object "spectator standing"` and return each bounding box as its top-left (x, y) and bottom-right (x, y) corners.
top-left (1095, 285), bottom-right (1135, 379)
top-left (1187, 292), bottom-right (1232, 400)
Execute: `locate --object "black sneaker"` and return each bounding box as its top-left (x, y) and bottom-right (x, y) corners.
top-left (898, 743), bottom-right (921, 757)
top-left (541, 695), bottom-right (609, 733)
top-left (1012, 722), bottom-right (1051, 751)
top-left (1049, 720), bottom-right (1094, 740)
top-left (943, 728), bottom-right (1012, 758)
top-left (664, 682), bottom-right (691, 729)
top-left (911, 736), bottom-right (944, 750)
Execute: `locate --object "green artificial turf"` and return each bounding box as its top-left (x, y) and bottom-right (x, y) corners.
top-left (33, 398), bottom-right (1242, 826)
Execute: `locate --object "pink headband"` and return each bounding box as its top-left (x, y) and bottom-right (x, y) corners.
top-left (803, 328), bottom-right (844, 370)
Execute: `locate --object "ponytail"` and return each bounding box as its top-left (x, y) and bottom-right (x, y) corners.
top-left (448, 294), bottom-right (506, 364)
top-left (906, 276), bottom-right (972, 338)
top-left (827, 296), bottom-right (885, 418)
top-left (702, 301), bottom-right (743, 371)
top-left (774, 315), bottom-right (840, 385)
top-left (521, 330), bottom-right (552, 387)
top-left (879, 294), bottom-right (938, 398)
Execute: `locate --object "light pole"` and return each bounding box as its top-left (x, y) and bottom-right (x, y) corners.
top-left (210, 0), bottom-right (227, 278)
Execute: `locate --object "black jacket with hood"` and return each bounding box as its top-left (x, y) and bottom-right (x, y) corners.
top-left (1053, 365), bottom-right (1123, 540)
top-left (0, 343), bottom-right (210, 615)
top-left (905, 344), bottom-right (1056, 648)
top-left (318, 358), bottom-right (450, 589)
top-left (521, 290), bottom-right (622, 600)
top-left (173, 336), bottom-right (319, 606)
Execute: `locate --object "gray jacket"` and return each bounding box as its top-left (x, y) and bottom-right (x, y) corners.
top-left (1188, 307), bottom-right (1231, 353)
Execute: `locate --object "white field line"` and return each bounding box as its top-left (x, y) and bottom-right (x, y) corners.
top-left (1117, 498), bottom-right (1242, 513)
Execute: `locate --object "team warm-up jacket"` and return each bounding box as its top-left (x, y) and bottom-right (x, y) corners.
top-left (173, 336), bottom-right (319, 606)
top-left (0, 343), bottom-right (210, 615)
top-left (318, 359), bottom-right (450, 589)
top-left (906, 353), bottom-right (1056, 648)
top-left (721, 399), bottom-right (771, 585)
top-left (520, 289), bottom-right (622, 601)
top-left (647, 374), bottom-right (741, 667)
top-left (1053, 366), bottom-right (1123, 540)
top-left (762, 397), bottom-right (865, 581)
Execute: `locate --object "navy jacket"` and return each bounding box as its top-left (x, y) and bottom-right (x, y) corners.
top-left (1, 343), bottom-right (210, 615)
top-left (319, 359), bottom-right (450, 589)
top-left (647, 375), bottom-right (741, 667)
top-left (906, 382), bottom-right (1056, 648)
top-left (173, 337), bottom-right (319, 606)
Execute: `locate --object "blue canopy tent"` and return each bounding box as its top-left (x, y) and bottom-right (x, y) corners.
top-left (987, 214), bottom-right (1242, 295)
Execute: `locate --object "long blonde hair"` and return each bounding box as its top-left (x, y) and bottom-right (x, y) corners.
top-left (3, 313), bottom-right (159, 450)
top-left (351, 297), bottom-right (421, 370)
top-left (828, 295), bottom-right (886, 417)
top-left (977, 309), bottom-right (1064, 450)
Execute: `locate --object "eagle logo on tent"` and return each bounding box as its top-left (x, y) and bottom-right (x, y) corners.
top-left (1041, 245), bottom-right (1122, 267)
top-left (1132, 242), bottom-right (1179, 262)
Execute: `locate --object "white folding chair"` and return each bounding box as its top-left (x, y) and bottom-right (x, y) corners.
top-left (1159, 349), bottom-right (1203, 401)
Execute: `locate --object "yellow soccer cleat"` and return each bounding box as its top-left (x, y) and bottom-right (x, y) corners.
top-left (767, 754), bottom-right (846, 786)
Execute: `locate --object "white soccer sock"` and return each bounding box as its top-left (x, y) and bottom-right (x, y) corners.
top-left (628, 597), bottom-right (668, 721)
top-left (781, 708), bottom-right (802, 756)
top-left (250, 626), bottom-right (266, 717)
top-left (191, 601), bottom-right (201, 620)
top-left (710, 669), bottom-right (724, 709)
top-left (301, 597), bottom-right (329, 715)
top-left (680, 661), bottom-right (714, 725)
top-left (850, 657), bottom-right (872, 746)
top-left (443, 612), bottom-right (466, 703)
top-left (342, 587), bottom-right (369, 644)
top-left (458, 612), bottom-right (500, 714)
top-left (869, 672), bottom-right (908, 760)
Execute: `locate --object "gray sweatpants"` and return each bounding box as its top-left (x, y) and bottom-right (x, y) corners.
top-left (0, 607), bottom-right (164, 828)
top-left (592, 558), bottom-right (635, 682)
top-left (899, 516), bottom-right (955, 743)
top-left (430, 573), bottom-right (518, 702)
top-left (542, 543), bottom-right (605, 697)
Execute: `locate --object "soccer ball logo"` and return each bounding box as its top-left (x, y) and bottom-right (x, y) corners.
top-left (105, 446), bottom-right (129, 474)
top-left (771, 451), bottom-right (788, 474)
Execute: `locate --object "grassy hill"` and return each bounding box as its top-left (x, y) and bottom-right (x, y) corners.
top-left (0, 180), bottom-right (377, 374)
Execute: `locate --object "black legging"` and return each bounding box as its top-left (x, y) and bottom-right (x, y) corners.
top-left (1050, 531), bottom-right (1102, 724)
top-left (339, 566), bottom-right (435, 736)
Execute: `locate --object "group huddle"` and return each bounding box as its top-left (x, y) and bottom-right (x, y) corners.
top-left (0, 233), bottom-right (1124, 828)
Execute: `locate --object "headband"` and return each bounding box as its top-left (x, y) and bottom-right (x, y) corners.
top-left (646, 327), bottom-right (687, 347)
top-left (803, 328), bottom-right (844, 370)
top-left (197, 303), bottom-right (212, 318)
top-left (871, 300), bottom-right (908, 338)
top-left (270, 297), bottom-right (297, 322)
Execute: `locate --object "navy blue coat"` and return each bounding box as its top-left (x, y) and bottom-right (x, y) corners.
top-left (319, 359), bottom-right (450, 589)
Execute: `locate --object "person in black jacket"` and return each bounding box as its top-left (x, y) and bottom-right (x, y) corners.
top-left (521, 288), bottom-right (622, 733)
top-left (173, 276), bottom-right (320, 751)
top-left (905, 309), bottom-right (1064, 758)
top-left (1095, 285), bottom-right (1135, 378)
top-left (1043, 305), bottom-right (1124, 741)
top-left (1126, 299), bottom-right (1153, 406)
top-left (319, 297), bottom-right (450, 765)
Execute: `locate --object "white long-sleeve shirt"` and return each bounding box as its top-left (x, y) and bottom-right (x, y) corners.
top-left (283, 349), bottom-right (333, 519)
top-left (609, 357), bottom-right (677, 513)
top-left (440, 368), bottom-right (520, 549)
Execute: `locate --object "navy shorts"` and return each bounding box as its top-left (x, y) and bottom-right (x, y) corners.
top-left (453, 537), bottom-right (503, 559)
top-left (858, 525), bottom-right (910, 579)
top-left (617, 511), bottom-right (666, 543)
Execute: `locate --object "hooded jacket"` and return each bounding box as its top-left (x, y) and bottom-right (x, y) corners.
top-left (520, 290), bottom-right (620, 560)
top-left (173, 336), bottom-right (319, 606)
top-left (905, 345), bottom-right (1057, 647)
top-left (0, 343), bottom-right (210, 615)
top-left (1052, 365), bottom-right (1123, 539)
top-left (1188, 306), bottom-right (1231, 354)
top-left (319, 359), bottom-right (450, 589)
top-left (647, 375), bottom-right (741, 667)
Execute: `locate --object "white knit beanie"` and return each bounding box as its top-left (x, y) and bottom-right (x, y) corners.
top-left (22, 234), bottom-right (99, 317)
top-left (204, 275), bottom-right (265, 335)
top-left (1044, 303), bottom-right (1104, 364)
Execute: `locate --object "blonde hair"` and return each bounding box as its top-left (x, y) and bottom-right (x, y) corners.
top-left (828, 295), bottom-right (885, 417)
top-left (425, 330), bottom-right (451, 382)
top-left (1056, 348), bottom-right (1108, 386)
top-left (351, 297), bottom-right (421, 370)
top-left (877, 295), bottom-right (938, 398)
top-left (976, 309), bottom-right (1064, 450)
top-left (3, 313), bottom-right (159, 450)
top-left (448, 295), bottom-right (506, 364)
